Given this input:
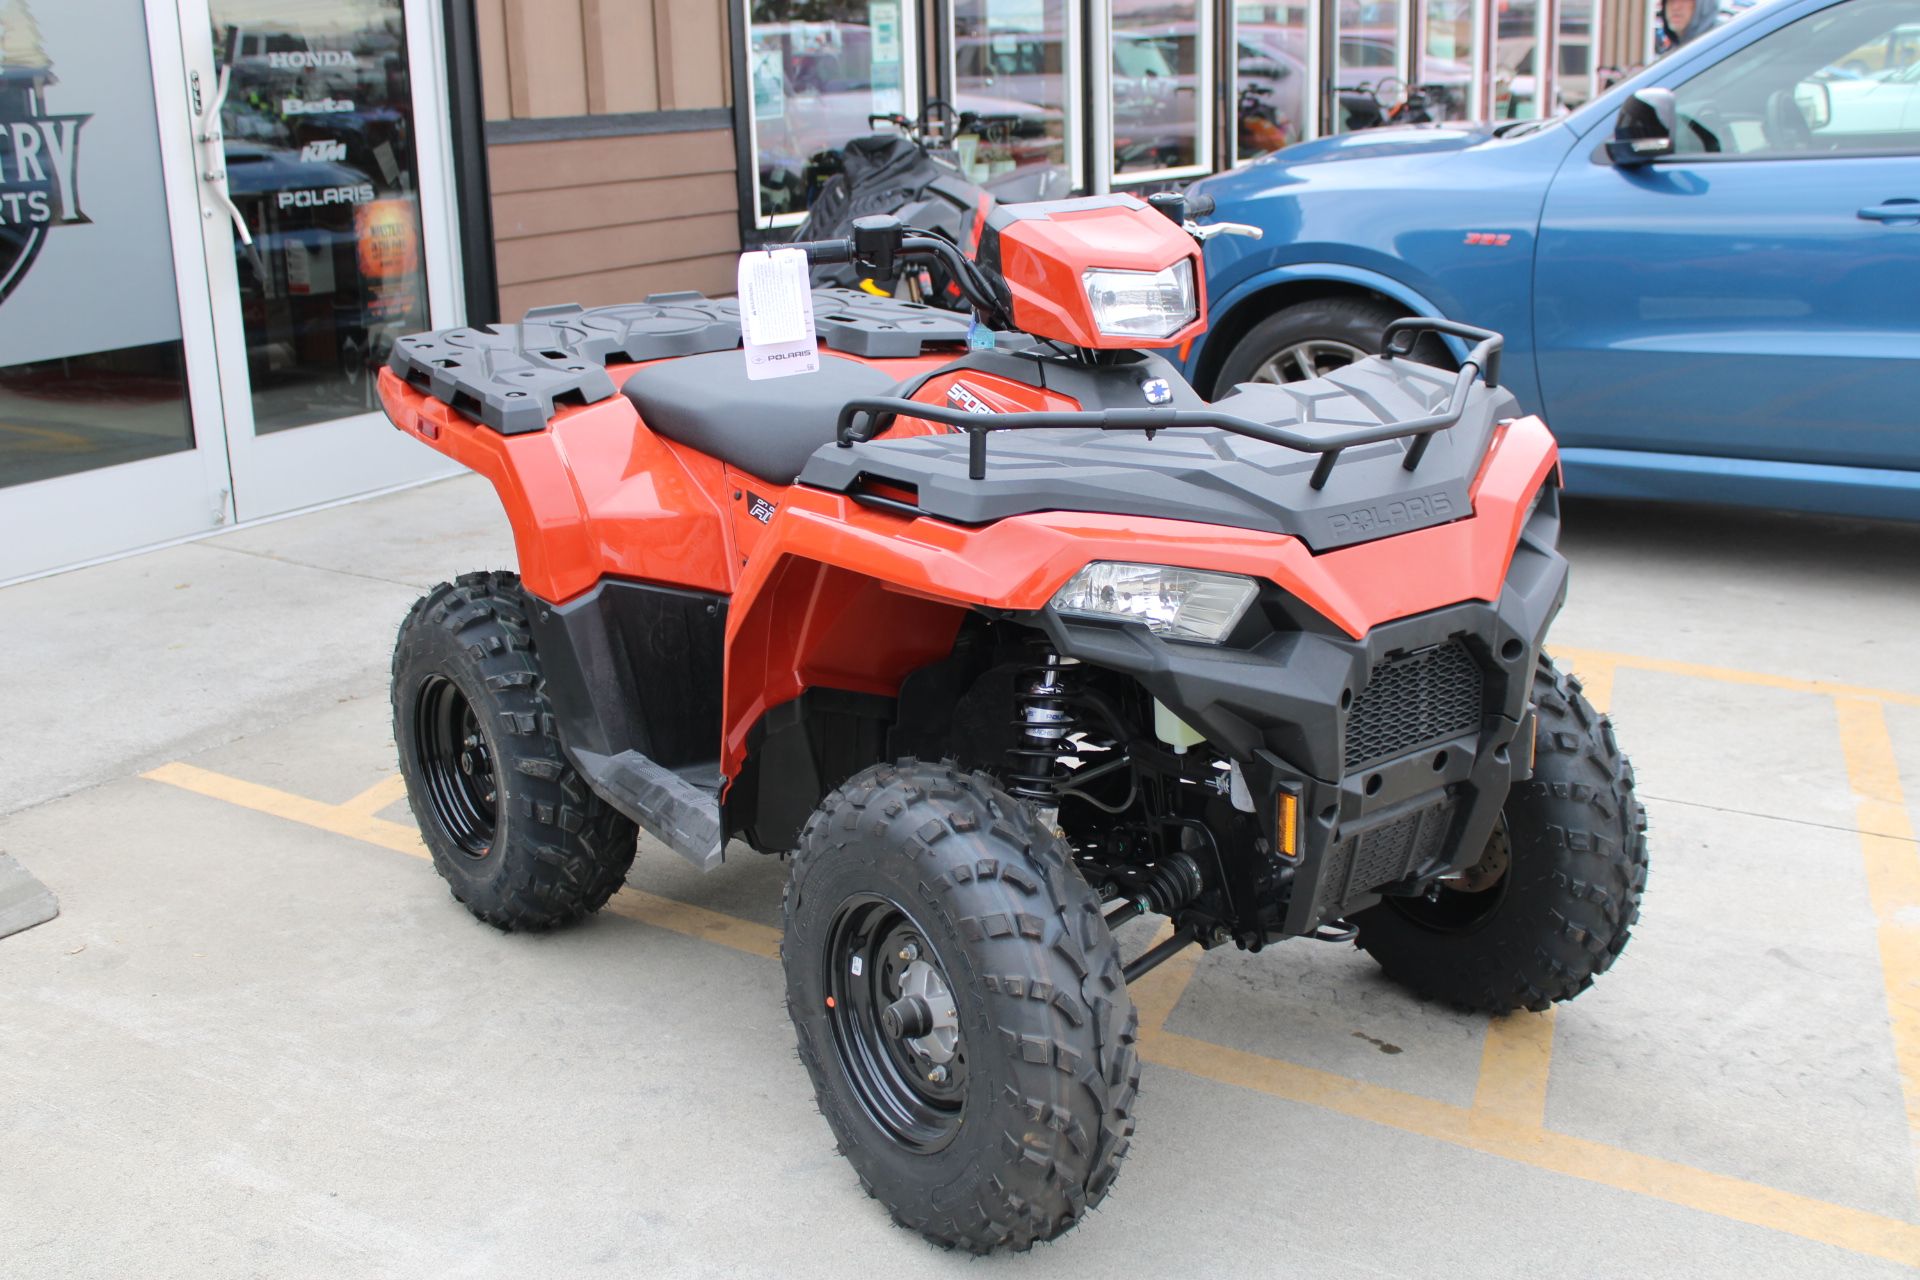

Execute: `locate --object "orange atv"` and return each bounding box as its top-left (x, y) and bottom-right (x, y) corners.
top-left (378, 192), bottom-right (1648, 1252)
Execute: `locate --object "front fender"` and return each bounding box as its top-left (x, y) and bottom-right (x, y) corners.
top-left (1183, 262), bottom-right (1456, 384)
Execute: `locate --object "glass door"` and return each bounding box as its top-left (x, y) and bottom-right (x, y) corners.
top-left (1418, 0), bottom-right (1482, 121)
top-left (742, 0), bottom-right (920, 230)
top-left (949, 0), bottom-right (1080, 199)
top-left (1233, 2), bottom-right (1317, 161)
top-left (1097, 0), bottom-right (1213, 188)
top-left (182, 0), bottom-right (461, 522)
top-left (1329, 0), bottom-right (1410, 132)
top-left (1490, 0), bottom-right (1551, 120)
top-left (0, 0), bottom-right (235, 582)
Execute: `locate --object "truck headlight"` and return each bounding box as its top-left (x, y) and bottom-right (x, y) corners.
top-left (1049, 562), bottom-right (1258, 644)
top-left (1081, 261), bottom-right (1197, 339)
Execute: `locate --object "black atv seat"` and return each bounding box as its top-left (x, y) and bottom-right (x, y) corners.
top-left (622, 349), bottom-right (897, 485)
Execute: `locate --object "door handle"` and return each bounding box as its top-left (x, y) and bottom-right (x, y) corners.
top-left (1858, 199), bottom-right (1920, 224)
top-left (192, 59), bottom-right (253, 247)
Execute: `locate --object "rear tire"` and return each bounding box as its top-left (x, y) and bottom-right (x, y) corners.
top-left (1353, 656), bottom-right (1649, 1013)
top-left (782, 761), bottom-right (1139, 1253)
top-left (392, 571), bottom-right (637, 931)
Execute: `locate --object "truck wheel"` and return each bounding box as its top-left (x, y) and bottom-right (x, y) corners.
top-left (1353, 657), bottom-right (1649, 1013)
top-left (782, 762), bottom-right (1139, 1253)
top-left (392, 571), bottom-right (636, 931)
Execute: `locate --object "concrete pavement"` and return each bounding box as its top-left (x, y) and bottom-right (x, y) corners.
top-left (2, 477), bottom-right (1918, 1277)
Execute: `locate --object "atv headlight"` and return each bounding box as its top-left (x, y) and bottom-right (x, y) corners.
top-left (1049, 562), bottom-right (1258, 644)
top-left (1081, 261), bottom-right (1197, 339)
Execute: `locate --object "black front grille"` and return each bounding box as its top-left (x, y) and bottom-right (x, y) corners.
top-left (1344, 640), bottom-right (1484, 770)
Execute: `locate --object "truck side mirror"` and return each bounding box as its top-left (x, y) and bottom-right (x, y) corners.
top-left (1607, 88), bottom-right (1678, 166)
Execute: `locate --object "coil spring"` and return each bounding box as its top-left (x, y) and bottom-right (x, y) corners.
top-left (1006, 655), bottom-right (1079, 800)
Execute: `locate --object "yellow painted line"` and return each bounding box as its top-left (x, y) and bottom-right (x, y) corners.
top-left (339, 773), bottom-right (410, 817)
top-left (143, 762), bottom-right (780, 960)
top-left (1556, 645), bottom-right (1920, 711)
top-left (1570, 659), bottom-right (1614, 717)
top-left (1128, 921), bottom-right (1202, 1039)
top-left (145, 760), bottom-right (1920, 1264)
top-left (1141, 1030), bottom-right (1920, 1266)
top-left (1834, 697), bottom-right (1920, 1201)
top-left (1472, 1009), bottom-right (1557, 1131)
top-left (145, 762), bottom-right (428, 857)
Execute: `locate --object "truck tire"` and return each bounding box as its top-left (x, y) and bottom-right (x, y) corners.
top-left (1213, 296), bottom-right (1450, 393)
top-left (782, 761), bottom-right (1140, 1253)
top-left (392, 571), bottom-right (636, 931)
top-left (1353, 656), bottom-right (1649, 1013)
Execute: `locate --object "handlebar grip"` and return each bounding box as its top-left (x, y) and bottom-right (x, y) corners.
top-left (1185, 192), bottom-right (1215, 217)
top-left (787, 238), bottom-right (853, 265)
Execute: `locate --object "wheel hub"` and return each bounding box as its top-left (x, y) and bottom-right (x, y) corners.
top-left (823, 898), bottom-right (968, 1152)
top-left (1252, 337), bottom-right (1368, 384)
top-left (413, 676), bottom-right (499, 858)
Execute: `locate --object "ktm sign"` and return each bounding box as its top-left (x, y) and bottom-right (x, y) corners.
top-left (0, 114), bottom-right (90, 304)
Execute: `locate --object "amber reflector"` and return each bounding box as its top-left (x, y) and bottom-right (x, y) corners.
top-left (1277, 791), bottom-right (1300, 859)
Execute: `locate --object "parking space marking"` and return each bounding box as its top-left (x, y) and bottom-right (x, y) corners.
top-left (142, 752), bottom-right (1920, 1265)
top-left (1556, 645), bottom-right (1920, 712)
top-left (1835, 697), bottom-right (1920, 1200)
top-left (1471, 1010), bottom-right (1557, 1130)
top-left (339, 773), bottom-right (409, 818)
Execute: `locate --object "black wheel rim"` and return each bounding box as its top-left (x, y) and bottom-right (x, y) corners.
top-left (413, 675), bottom-right (499, 858)
top-left (823, 895), bottom-right (967, 1153)
top-left (1387, 819), bottom-right (1511, 934)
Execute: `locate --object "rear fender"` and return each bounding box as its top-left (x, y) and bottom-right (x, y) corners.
top-left (378, 367), bottom-right (735, 601)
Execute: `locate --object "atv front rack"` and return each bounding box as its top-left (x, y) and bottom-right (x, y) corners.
top-left (837, 318), bottom-right (1503, 490)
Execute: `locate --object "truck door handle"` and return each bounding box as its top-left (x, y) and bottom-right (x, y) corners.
top-left (1858, 199), bottom-right (1920, 223)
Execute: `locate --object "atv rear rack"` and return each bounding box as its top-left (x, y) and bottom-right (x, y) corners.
top-left (836, 318), bottom-right (1503, 490)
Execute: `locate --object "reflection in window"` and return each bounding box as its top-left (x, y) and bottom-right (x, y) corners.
top-left (1420, 0), bottom-right (1476, 122)
top-left (1235, 3), bottom-right (1310, 158)
top-left (1494, 0), bottom-right (1543, 119)
top-left (749, 1), bottom-right (912, 223)
top-left (1675, 0), bottom-right (1920, 156)
top-left (952, 0), bottom-right (1073, 196)
top-left (215, 0), bottom-right (431, 433)
top-left (1333, 0), bottom-right (1404, 132)
top-left (1557, 0), bottom-right (1596, 109)
top-left (1110, 0), bottom-right (1206, 177)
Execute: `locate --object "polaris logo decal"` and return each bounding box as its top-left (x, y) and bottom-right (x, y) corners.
top-left (748, 496), bottom-right (777, 524)
top-left (1327, 492), bottom-right (1455, 537)
top-left (276, 183), bottom-right (375, 210)
top-left (945, 381), bottom-right (996, 415)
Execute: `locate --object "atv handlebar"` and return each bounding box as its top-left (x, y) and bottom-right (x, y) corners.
top-left (789, 216), bottom-right (1014, 328)
top-left (835, 318), bottom-right (1505, 489)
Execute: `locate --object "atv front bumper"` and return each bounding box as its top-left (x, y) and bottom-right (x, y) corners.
top-left (1036, 491), bottom-right (1568, 938)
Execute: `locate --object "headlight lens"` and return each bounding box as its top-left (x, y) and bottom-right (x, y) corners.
top-left (1049, 562), bottom-right (1258, 644)
top-left (1081, 260), bottom-right (1197, 339)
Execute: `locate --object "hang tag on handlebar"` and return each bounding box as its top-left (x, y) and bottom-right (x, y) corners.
top-left (738, 248), bottom-right (819, 380)
top-left (966, 317), bottom-right (995, 351)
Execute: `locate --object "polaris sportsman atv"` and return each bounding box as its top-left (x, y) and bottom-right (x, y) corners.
top-left (378, 191), bottom-right (1647, 1253)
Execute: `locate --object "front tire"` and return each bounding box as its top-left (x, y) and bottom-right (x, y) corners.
top-left (782, 762), bottom-right (1139, 1253)
top-left (392, 571), bottom-right (637, 931)
top-left (1353, 656), bottom-right (1649, 1013)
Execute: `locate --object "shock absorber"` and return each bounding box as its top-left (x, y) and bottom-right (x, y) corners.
top-left (1006, 653), bottom-right (1079, 801)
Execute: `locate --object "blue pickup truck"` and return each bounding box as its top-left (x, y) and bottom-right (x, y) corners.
top-left (1186, 0), bottom-right (1919, 520)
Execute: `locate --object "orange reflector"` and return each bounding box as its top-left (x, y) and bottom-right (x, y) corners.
top-left (1277, 791), bottom-right (1300, 859)
top-left (1527, 714), bottom-right (1538, 771)
top-left (825, 996), bottom-right (836, 1008)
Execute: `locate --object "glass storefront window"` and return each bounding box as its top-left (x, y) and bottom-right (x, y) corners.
top-left (748, 1), bottom-right (915, 225)
top-left (0, 0), bottom-right (195, 491)
top-left (951, 0), bottom-right (1075, 196)
top-left (1494, 0), bottom-right (1545, 119)
top-left (1557, 0), bottom-right (1596, 109)
top-left (1333, 0), bottom-right (1405, 132)
top-left (1235, 3), bottom-right (1311, 158)
top-left (1109, 0), bottom-right (1208, 178)
top-left (214, 0), bottom-right (431, 433)
top-left (1419, 0), bottom-right (1478, 121)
